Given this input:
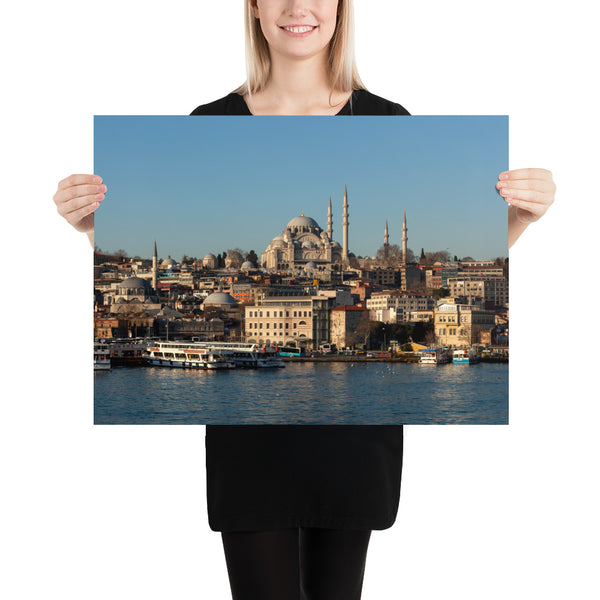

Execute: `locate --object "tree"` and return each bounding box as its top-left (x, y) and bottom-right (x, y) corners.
top-left (375, 244), bottom-right (416, 266)
top-left (225, 249), bottom-right (244, 268)
top-left (245, 250), bottom-right (259, 266)
top-left (422, 250), bottom-right (451, 266)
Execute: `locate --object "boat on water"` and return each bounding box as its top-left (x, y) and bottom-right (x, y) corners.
top-left (203, 342), bottom-right (285, 368)
top-left (452, 348), bottom-right (481, 364)
top-left (94, 342), bottom-right (111, 370)
top-left (419, 347), bottom-right (451, 365)
top-left (143, 341), bottom-right (284, 369)
top-left (144, 341), bottom-right (235, 369)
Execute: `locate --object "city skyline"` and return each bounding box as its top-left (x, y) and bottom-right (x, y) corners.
top-left (94, 115), bottom-right (508, 262)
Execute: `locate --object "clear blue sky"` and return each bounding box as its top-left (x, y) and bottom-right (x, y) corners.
top-left (94, 115), bottom-right (508, 261)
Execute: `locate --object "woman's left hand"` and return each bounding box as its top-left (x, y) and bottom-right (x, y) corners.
top-left (497, 168), bottom-right (555, 224)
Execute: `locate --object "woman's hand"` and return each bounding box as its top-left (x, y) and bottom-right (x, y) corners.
top-left (54, 174), bottom-right (106, 234)
top-left (497, 168), bottom-right (555, 248)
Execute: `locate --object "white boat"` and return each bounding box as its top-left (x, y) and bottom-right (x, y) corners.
top-left (143, 341), bottom-right (284, 369)
top-left (94, 342), bottom-right (111, 370)
top-left (452, 348), bottom-right (481, 364)
top-left (419, 347), bottom-right (451, 365)
top-left (144, 341), bottom-right (235, 369)
top-left (196, 341), bottom-right (285, 368)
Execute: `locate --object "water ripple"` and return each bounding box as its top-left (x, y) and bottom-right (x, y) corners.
top-left (94, 362), bottom-right (508, 425)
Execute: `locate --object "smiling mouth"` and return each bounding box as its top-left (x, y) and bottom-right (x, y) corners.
top-left (280, 25), bottom-right (317, 34)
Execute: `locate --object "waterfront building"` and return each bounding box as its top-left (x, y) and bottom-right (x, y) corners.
top-left (434, 302), bottom-right (496, 347)
top-left (330, 305), bottom-right (370, 349)
top-left (244, 295), bottom-right (331, 349)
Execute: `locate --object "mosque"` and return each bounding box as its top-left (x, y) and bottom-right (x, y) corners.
top-left (261, 185), bottom-right (408, 273)
top-left (261, 185), bottom-right (351, 274)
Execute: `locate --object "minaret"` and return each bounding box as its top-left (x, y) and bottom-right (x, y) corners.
top-left (402, 211), bottom-right (408, 266)
top-left (327, 195), bottom-right (333, 240)
top-left (152, 239), bottom-right (158, 291)
top-left (342, 184), bottom-right (349, 262)
top-left (384, 219), bottom-right (389, 259)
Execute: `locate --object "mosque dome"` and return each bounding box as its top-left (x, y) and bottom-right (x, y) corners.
top-left (286, 215), bottom-right (320, 230)
top-left (305, 261), bottom-right (317, 270)
top-left (203, 253), bottom-right (216, 261)
top-left (241, 261), bottom-right (255, 270)
top-left (204, 291), bottom-right (238, 306)
top-left (161, 256), bottom-right (177, 269)
top-left (117, 277), bottom-right (152, 292)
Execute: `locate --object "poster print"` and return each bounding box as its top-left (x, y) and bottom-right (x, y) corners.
top-left (94, 115), bottom-right (508, 425)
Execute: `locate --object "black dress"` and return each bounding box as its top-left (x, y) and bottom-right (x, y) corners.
top-left (191, 90), bottom-right (410, 532)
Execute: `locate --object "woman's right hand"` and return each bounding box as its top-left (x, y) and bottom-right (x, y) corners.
top-left (53, 174), bottom-right (106, 234)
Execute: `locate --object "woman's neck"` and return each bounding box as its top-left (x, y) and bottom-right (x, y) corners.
top-left (245, 52), bottom-right (351, 116)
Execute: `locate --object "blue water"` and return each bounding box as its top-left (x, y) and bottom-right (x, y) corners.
top-left (94, 362), bottom-right (508, 425)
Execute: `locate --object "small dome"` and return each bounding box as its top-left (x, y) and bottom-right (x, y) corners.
top-left (203, 253), bottom-right (216, 260)
top-left (305, 261), bottom-right (317, 269)
top-left (204, 291), bottom-right (238, 306)
top-left (241, 261), bottom-right (255, 270)
top-left (160, 256), bottom-right (177, 268)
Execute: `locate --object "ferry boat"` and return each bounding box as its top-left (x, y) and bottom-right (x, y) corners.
top-left (144, 341), bottom-right (235, 369)
top-left (143, 341), bottom-right (284, 369)
top-left (419, 347), bottom-right (451, 365)
top-left (94, 342), bottom-right (111, 370)
top-left (452, 348), bottom-right (481, 364)
top-left (197, 341), bottom-right (285, 368)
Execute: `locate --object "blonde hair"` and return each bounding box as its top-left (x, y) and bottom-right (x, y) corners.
top-left (234, 0), bottom-right (365, 98)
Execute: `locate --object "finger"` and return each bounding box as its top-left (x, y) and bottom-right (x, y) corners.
top-left (54, 183), bottom-right (106, 207)
top-left (500, 188), bottom-right (550, 205)
top-left (498, 168), bottom-right (552, 181)
top-left (496, 178), bottom-right (555, 194)
top-left (58, 192), bottom-right (104, 217)
top-left (57, 174), bottom-right (102, 191)
top-left (64, 200), bottom-right (100, 227)
top-left (504, 196), bottom-right (547, 216)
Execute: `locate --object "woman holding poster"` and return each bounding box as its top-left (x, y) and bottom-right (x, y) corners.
top-left (54, 1), bottom-right (555, 599)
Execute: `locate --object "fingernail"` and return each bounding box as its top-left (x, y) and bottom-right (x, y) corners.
top-left (499, 172), bottom-right (509, 180)
top-left (93, 175), bottom-right (102, 183)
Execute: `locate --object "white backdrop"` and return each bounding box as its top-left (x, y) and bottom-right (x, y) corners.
top-left (1, 1), bottom-right (598, 598)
